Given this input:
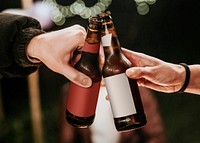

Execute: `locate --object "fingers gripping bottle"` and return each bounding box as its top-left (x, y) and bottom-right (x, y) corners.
top-left (98, 11), bottom-right (147, 132)
top-left (66, 17), bottom-right (102, 128)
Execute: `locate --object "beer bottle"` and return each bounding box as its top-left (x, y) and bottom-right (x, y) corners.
top-left (66, 17), bottom-right (102, 128)
top-left (98, 11), bottom-right (147, 132)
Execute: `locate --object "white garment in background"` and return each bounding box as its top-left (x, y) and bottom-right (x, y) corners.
top-left (90, 86), bottom-right (120, 143)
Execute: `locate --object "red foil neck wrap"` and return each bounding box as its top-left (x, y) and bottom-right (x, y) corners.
top-left (82, 41), bottom-right (100, 53)
top-left (67, 82), bottom-right (101, 117)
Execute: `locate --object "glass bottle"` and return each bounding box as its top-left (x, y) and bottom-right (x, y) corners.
top-left (66, 17), bottom-right (102, 128)
top-left (98, 11), bottom-right (147, 132)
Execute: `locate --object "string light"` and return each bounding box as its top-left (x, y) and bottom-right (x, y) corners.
top-left (134, 0), bottom-right (157, 15)
top-left (42, 0), bottom-right (156, 25)
top-left (43, 0), bottom-right (112, 25)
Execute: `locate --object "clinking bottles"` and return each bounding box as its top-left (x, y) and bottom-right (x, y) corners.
top-left (66, 17), bottom-right (102, 128)
top-left (98, 11), bottom-right (147, 132)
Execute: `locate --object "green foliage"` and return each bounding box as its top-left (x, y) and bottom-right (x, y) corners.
top-left (155, 92), bottom-right (200, 143)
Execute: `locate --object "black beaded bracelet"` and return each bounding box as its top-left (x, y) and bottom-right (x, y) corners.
top-left (177, 63), bottom-right (190, 93)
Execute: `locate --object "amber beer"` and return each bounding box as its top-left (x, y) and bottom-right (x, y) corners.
top-left (98, 11), bottom-right (147, 132)
top-left (66, 17), bottom-right (102, 128)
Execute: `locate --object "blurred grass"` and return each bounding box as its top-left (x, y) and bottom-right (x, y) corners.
top-left (155, 91), bottom-right (200, 143)
top-left (0, 112), bottom-right (33, 143)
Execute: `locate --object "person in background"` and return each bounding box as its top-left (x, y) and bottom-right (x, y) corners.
top-left (122, 49), bottom-right (200, 95)
top-left (0, 13), bottom-right (92, 87)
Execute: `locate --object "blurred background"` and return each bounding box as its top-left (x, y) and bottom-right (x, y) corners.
top-left (1, 0), bottom-right (200, 143)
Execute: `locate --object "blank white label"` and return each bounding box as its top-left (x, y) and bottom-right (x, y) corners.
top-left (101, 34), bottom-right (112, 47)
top-left (104, 73), bottom-right (137, 118)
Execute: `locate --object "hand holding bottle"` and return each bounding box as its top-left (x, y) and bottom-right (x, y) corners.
top-left (26, 25), bottom-right (92, 87)
top-left (123, 48), bottom-right (200, 95)
top-left (122, 48), bottom-right (186, 93)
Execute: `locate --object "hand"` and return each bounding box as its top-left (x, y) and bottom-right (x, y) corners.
top-left (122, 48), bottom-right (186, 93)
top-left (27, 25), bottom-right (92, 87)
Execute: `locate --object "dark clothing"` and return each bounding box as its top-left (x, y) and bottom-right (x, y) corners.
top-left (0, 13), bottom-right (44, 78)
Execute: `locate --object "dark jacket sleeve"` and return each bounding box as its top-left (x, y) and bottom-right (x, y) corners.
top-left (0, 13), bottom-right (45, 78)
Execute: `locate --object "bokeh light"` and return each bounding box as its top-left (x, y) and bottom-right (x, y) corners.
top-left (134, 0), bottom-right (157, 15)
top-left (43, 0), bottom-right (112, 26)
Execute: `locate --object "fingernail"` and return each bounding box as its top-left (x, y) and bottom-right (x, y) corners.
top-left (126, 69), bottom-right (134, 75)
top-left (82, 78), bottom-right (92, 87)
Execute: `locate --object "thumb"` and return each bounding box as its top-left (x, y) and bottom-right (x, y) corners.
top-left (62, 65), bottom-right (92, 88)
top-left (126, 67), bottom-right (146, 79)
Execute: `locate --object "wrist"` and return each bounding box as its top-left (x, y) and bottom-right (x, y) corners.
top-left (26, 34), bottom-right (43, 64)
top-left (176, 63), bottom-right (190, 93)
top-left (184, 65), bottom-right (200, 94)
top-left (13, 27), bottom-right (45, 67)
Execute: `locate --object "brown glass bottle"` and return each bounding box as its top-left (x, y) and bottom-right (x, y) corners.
top-left (66, 17), bottom-right (102, 128)
top-left (98, 11), bottom-right (146, 132)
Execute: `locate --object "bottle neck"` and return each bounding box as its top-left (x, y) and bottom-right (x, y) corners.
top-left (101, 27), bottom-right (122, 59)
top-left (82, 41), bottom-right (100, 54)
top-left (103, 45), bottom-right (122, 59)
top-left (82, 23), bottom-right (101, 54)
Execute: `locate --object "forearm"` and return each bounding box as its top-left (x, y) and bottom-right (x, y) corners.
top-left (184, 65), bottom-right (200, 94)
